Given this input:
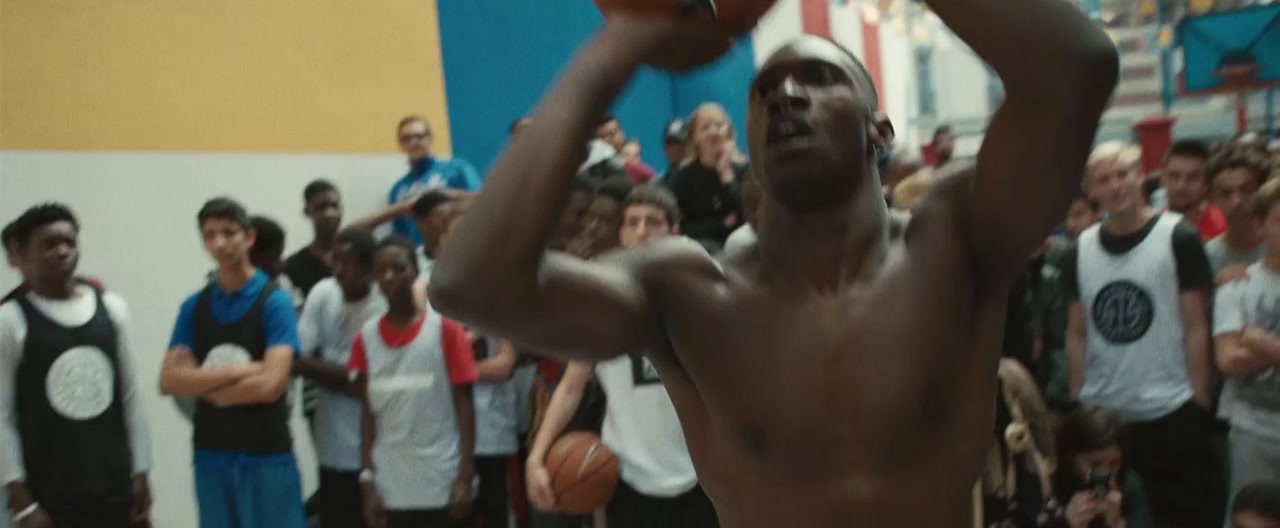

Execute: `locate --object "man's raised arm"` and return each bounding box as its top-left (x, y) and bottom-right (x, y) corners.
top-left (429, 17), bottom-right (731, 359)
top-left (928, 0), bottom-right (1119, 276)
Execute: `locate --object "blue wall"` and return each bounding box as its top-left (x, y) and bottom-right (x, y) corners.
top-left (437, 0), bottom-right (756, 175)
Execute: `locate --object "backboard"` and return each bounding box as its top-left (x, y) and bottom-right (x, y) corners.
top-left (1175, 4), bottom-right (1280, 96)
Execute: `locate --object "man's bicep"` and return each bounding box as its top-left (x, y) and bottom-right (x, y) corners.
top-left (1179, 290), bottom-right (1211, 328)
top-left (506, 253), bottom-right (654, 359)
top-left (262, 346), bottom-right (295, 376)
top-left (965, 98), bottom-right (1106, 273)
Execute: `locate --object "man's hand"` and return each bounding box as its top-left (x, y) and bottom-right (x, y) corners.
top-left (362, 483), bottom-right (386, 528)
top-left (1099, 490), bottom-right (1127, 527)
top-left (1216, 263), bottom-right (1251, 285)
top-left (606, 13), bottom-right (734, 73)
top-left (526, 459), bottom-right (559, 512)
top-left (1241, 326), bottom-right (1274, 353)
top-left (448, 474), bottom-right (476, 520)
top-left (130, 474), bottom-right (152, 523)
top-left (717, 147), bottom-right (736, 185)
top-left (16, 508), bottom-right (52, 528)
top-left (1065, 491), bottom-right (1102, 528)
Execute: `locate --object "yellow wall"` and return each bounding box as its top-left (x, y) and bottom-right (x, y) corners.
top-left (1, 0), bottom-right (452, 154)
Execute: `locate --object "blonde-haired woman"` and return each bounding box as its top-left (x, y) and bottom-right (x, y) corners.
top-left (665, 102), bottom-right (749, 251)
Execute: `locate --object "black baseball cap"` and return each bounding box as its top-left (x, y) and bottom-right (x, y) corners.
top-left (664, 119), bottom-right (689, 144)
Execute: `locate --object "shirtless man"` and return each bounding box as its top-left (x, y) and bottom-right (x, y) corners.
top-left (429, 4), bottom-right (1118, 526)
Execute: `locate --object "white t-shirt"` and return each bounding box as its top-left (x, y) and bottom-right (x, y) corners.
top-left (1076, 215), bottom-right (1194, 421)
top-left (416, 246), bottom-right (434, 283)
top-left (0, 285), bottom-right (151, 485)
top-left (722, 224), bottom-right (756, 257)
top-left (473, 338), bottom-right (519, 456)
top-left (594, 354), bottom-right (698, 497)
top-left (513, 363), bottom-right (538, 434)
top-left (350, 312), bottom-right (476, 510)
top-left (1213, 261), bottom-right (1280, 440)
top-left (1205, 234), bottom-right (1263, 277)
top-left (297, 278), bottom-right (388, 470)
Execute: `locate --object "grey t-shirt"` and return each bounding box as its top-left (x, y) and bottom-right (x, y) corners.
top-left (1205, 234), bottom-right (1263, 277)
top-left (1212, 261), bottom-right (1280, 440)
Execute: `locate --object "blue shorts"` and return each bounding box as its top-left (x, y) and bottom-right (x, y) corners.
top-left (194, 450), bottom-right (309, 528)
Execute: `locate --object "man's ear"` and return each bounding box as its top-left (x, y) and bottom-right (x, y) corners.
top-left (869, 112), bottom-right (895, 154)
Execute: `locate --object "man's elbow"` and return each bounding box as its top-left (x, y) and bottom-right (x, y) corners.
top-left (426, 272), bottom-right (493, 323)
top-left (159, 372), bottom-right (185, 396)
top-left (1072, 41), bottom-right (1120, 99)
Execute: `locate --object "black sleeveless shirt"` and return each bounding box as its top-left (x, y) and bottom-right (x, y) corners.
top-left (14, 286), bottom-right (131, 502)
top-left (191, 282), bottom-right (292, 454)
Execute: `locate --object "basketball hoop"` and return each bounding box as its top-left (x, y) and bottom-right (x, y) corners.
top-left (1217, 62), bottom-right (1258, 135)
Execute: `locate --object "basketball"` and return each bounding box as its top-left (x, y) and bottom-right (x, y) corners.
top-left (593, 0), bottom-right (778, 35)
top-left (546, 431), bottom-right (621, 514)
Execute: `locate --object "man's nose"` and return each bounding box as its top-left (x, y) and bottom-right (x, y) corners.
top-left (767, 76), bottom-right (810, 114)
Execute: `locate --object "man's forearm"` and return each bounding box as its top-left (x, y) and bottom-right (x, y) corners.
top-left (455, 393), bottom-right (477, 478)
top-left (924, 0), bottom-right (1113, 94)
top-left (1066, 335), bottom-right (1087, 400)
top-left (430, 28), bottom-right (645, 312)
top-left (527, 373), bottom-right (588, 465)
top-left (348, 201), bottom-right (413, 231)
top-left (7, 481), bottom-right (34, 512)
top-left (160, 365), bottom-right (252, 397)
top-left (122, 383), bottom-right (152, 475)
top-left (294, 357), bottom-right (361, 397)
top-left (202, 371), bottom-right (288, 406)
top-left (1185, 327), bottom-right (1214, 407)
top-left (359, 384), bottom-right (375, 470)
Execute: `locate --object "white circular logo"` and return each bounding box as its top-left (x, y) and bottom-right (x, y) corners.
top-left (45, 346), bottom-right (115, 420)
top-left (203, 344), bottom-right (252, 369)
top-left (1092, 281), bottom-right (1155, 344)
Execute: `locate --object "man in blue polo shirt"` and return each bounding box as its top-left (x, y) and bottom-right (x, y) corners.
top-left (159, 197), bottom-right (306, 528)
top-left (389, 115), bottom-right (481, 245)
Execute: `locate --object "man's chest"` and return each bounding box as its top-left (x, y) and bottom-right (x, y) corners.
top-left (656, 279), bottom-right (1000, 474)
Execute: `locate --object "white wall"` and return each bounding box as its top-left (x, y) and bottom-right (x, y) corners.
top-left (0, 150), bottom-right (405, 527)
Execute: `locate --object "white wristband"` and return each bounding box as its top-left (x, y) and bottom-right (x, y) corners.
top-left (12, 502), bottom-right (39, 523)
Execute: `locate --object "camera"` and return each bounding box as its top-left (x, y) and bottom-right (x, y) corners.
top-left (1087, 468), bottom-right (1113, 528)
top-left (1088, 467), bottom-right (1112, 496)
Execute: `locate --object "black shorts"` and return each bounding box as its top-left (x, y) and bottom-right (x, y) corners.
top-left (1126, 401), bottom-right (1226, 528)
top-left (606, 481), bottom-right (719, 528)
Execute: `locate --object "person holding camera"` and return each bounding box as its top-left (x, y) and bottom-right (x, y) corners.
top-left (1052, 406), bottom-right (1154, 528)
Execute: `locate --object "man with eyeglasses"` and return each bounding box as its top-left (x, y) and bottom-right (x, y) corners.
top-left (388, 115), bottom-right (482, 245)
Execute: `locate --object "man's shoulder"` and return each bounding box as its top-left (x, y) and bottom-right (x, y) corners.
top-left (308, 276), bottom-right (341, 298)
top-left (263, 286), bottom-right (297, 312)
top-left (100, 290), bottom-right (130, 324)
top-left (179, 288), bottom-right (207, 311)
top-left (909, 162), bottom-right (978, 224)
